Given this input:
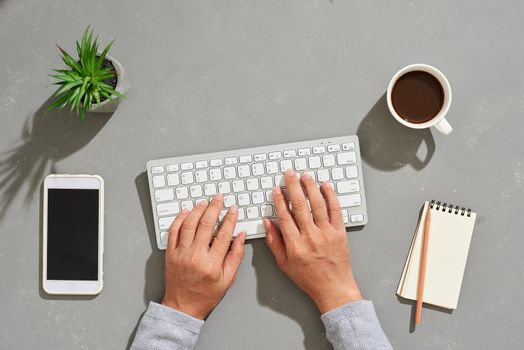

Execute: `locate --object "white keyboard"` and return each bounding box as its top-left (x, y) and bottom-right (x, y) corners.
top-left (147, 135), bottom-right (368, 250)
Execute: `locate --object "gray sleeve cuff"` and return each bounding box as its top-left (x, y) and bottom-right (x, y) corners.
top-left (321, 300), bottom-right (376, 327)
top-left (145, 302), bottom-right (204, 334)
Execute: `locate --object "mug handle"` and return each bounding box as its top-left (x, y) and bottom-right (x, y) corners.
top-left (434, 118), bottom-right (453, 135)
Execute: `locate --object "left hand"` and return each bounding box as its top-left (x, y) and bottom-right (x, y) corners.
top-left (161, 195), bottom-right (247, 320)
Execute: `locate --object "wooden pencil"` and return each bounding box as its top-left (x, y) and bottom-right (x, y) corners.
top-left (415, 204), bottom-right (432, 325)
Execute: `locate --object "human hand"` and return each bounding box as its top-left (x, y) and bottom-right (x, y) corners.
top-left (161, 195), bottom-right (246, 320)
top-left (264, 169), bottom-right (362, 313)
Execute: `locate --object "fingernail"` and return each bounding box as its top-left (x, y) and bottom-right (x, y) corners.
top-left (181, 208), bottom-right (189, 214)
top-left (302, 172), bottom-right (311, 180)
top-left (199, 200), bottom-right (209, 207)
top-left (240, 232), bottom-right (247, 243)
top-left (273, 186), bottom-right (281, 194)
top-left (229, 205), bottom-right (238, 214)
top-left (214, 193), bottom-right (223, 200)
top-left (285, 168), bottom-right (295, 177)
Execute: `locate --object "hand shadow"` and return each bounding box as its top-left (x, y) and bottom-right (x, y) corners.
top-left (125, 172), bottom-right (165, 350)
top-left (0, 96), bottom-right (111, 221)
top-left (251, 240), bottom-right (333, 350)
top-left (357, 94), bottom-right (435, 171)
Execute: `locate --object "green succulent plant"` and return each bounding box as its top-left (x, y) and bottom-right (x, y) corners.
top-left (48, 26), bottom-right (124, 120)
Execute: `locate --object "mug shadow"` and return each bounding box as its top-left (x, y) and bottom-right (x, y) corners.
top-left (251, 240), bottom-right (333, 350)
top-left (357, 94), bottom-right (435, 171)
top-left (0, 96), bottom-right (111, 222)
top-left (125, 172), bottom-right (165, 349)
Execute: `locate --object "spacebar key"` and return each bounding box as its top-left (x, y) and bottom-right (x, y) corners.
top-left (338, 194), bottom-right (361, 207)
top-left (232, 220), bottom-right (266, 237)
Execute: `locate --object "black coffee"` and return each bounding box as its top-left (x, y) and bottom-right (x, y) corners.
top-left (391, 70), bottom-right (444, 124)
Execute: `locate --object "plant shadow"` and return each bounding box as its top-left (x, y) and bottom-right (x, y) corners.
top-left (357, 94), bottom-right (435, 171)
top-left (251, 239), bottom-right (333, 350)
top-left (0, 96), bottom-right (111, 222)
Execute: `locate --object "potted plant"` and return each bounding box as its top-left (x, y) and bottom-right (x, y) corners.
top-left (48, 26), bottom-right (130, 119)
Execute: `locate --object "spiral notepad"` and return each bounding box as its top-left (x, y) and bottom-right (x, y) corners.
top-left (397, 200), bottom-right (477, 310)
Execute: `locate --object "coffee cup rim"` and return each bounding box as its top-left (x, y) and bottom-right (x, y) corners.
top-left (387, 63), bottom-right (452, 129)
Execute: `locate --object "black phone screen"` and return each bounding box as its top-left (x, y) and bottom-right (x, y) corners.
top-left (47, 188), bottom-right (99, 280)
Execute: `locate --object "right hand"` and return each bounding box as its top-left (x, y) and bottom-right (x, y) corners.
top-left (264, 169), bottom-right (362, 313)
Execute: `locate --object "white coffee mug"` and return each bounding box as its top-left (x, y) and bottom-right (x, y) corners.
top-left (386, 64), bottom-right (452, 135)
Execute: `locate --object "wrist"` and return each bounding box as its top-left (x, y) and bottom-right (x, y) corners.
top-left (161, 298), bottom-right (208, 320)
top-left (313, 282), bottom-right (362, 314)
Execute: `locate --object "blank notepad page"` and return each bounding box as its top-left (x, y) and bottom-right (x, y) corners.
top-left (397, 201), bottom-right (477, 310)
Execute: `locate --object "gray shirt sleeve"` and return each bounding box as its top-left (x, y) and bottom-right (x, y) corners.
top-left (130, 302), bottom-right (203, 350)
top-left (321, 300), bottom-right (392, 350)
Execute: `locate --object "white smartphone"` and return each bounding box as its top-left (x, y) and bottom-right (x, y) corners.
top-left (42, 174), bottom-right (104, 295)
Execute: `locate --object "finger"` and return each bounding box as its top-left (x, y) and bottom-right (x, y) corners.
top-left (194, 194), bottom-right (224, 248)
top-left (264, 218), bottom-right (287, 268)
top-left (301, 172), bottom-right (329, 226)
top-left (321, 182), bottom-right (345, 229)
top-left (223, 232), bottom-right (246, 283)
top-left (167, 209), bottom-right (190, 250)
top-left (272, 186), bottom-right (300, 241)
top-left (284, 169), bottom-right (314, 230)
top-left (178, 201), bottom-right (209, 248)
top-left (210, 205), bottom-right (239, 259)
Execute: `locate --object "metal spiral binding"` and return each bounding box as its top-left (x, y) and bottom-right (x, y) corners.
top-left (429, 200), bottom-right (472, 217)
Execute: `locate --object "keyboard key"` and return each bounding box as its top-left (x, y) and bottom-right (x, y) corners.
top-left (224, 195), bottom-right (236, 207)
top-left (238, 208), bottom-right (246, 220)
top-left (238, 193), bottom-right (250, 206)
top-left (313, 146), bottom-right (326, 154)
top-left (195, 170), bottom-right (208, 183)
top-left (157, 202), bottom-right (180, 216)
top-left (265, 191), bottom-right (273, 203)
top-left (204, 183), bottom-right (217, 196)
top-left (331, 167), bottom-right (344, 180)
top-left (246, 178), bottom-right (259, 191)
top-left (167, 174), bottom-right (180, 186)
top-left (181, 162), bottom-right (193, 170)
top-left (337, 180), bottom-right (360, 193)
top-left (232, 180), bottom-right (245, 192)
top-left (153, 175), bottom-right (166, 188)
top-left (196, 160), bottom-right (208, 169)
top-left (166, 164), bottom-right (179, 172)
top-left (266, 161), bottom-right (278, 174)
top-left (298, 148), bottom-right (311, 156)
top-left (155, 188), bottom-right (174, 202)
top-left (195, 198), bottom-right (208, 206)
top-left (342, 142), bottom-right (355, 151)
top-left (252, 191), bottom-right (264, 204)
top-left (283, 150), bottom-right (296, 158)
top-left (247, 206), bottom-right (259, 219)
top-left (346, 165), bottom-right (358, 178)
top-left (269, 151), bottom-right (282, 160)
top-left (218, 181), bottom-right (231, 194)
top-left (350, 214), bottom-right (364, 223)
top-left (317, 169), bottom-right (329, 182)
top-left (159, 216), bottom-right (175, 230)
top-left (181, 200), bottom-right (194, 210)
top-left (252, 163), bottom-right (265, 176)
top-left (280, 159), bottom-right (293, 172)
top-left (181, 172), bottom-right (194, 185)
top-left (239, 155), bottom-right (252, 163)
top-left (190, 185), bottom-right (203, 197)
top-left (151, 166), bottom-right (164, 174)
top-left (294, 158), bottom-right (307, 171)
top-left (224, 167), bottom-right (236, 179)
top-left (309, 156), bottom-right (321, 169)
top-left (225, 157), bottom-right (238, 165)
top-left (327, 144), bottom-right (341, 152)
top-left (238, 165), bottom-right (251, 177)
top-left (261, 176), bottom-right (273, 189)
top-left (210, 168), bottom-right (222, 181)
top-left (337, 152), bottom-right (357, 165)
top-left (160, 231), bottom-right (168, 245)
top-left (175, 187), bottom-right (189, 199)
top-left (338, 194), bottom-right (361, 207)
top-left (210, 158), bottom-right (223, 166)
top-left (261, 204), bottom-right (274, 217)
top-left (275, 175), bottom-right (285, 186)
top-left (254, 153), bottom-right (267, 161)
top-left (304, 171), bottom-right (315, 180)
top-left (322, 154), bottom-right (335, 167)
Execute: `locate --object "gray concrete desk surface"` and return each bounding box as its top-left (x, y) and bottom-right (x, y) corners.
top-left (1, 0), bottom-right (523, 349)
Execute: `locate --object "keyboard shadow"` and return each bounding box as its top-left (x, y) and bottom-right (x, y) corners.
top-left (250, 239), bottom-right (333, 350)
top-left (357, 93), bottom-right (435, 171)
